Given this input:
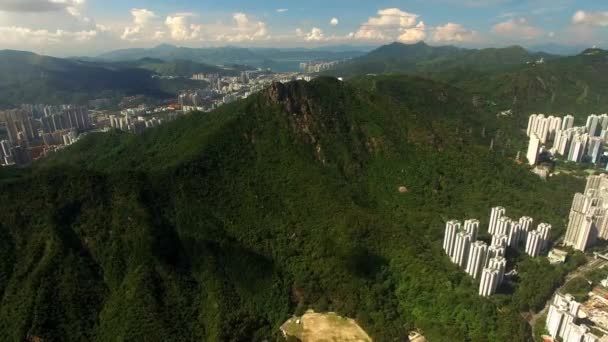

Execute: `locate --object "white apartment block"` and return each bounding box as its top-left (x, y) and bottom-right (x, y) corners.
top-left (564, 174), bottom-right (608, 251)
top-left (466, 241), bottom-right (488, 279)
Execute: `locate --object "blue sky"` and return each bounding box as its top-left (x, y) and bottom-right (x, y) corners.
top-left (0, 0), bottom-right (606, 56)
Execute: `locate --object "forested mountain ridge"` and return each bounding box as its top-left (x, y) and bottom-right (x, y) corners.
top-left (328, 42), bottom-right (608, 116)
top-left (0, 50), bottom-right (171, 106)
top-left (0, 76), bottom-right (583, 341)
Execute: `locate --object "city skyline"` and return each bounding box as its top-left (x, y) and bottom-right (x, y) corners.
top-left (0, 0), bottom-right (607, 56)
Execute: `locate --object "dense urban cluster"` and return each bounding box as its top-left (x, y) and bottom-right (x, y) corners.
top-left (179, 70), bottom-right (314, 113)
top-left (0, 70), bottom-right (321, 166)
top-left (0, 105), bottom-right (91, 166)
top-left (527, 113), bottom-right (608, 167)
top-left (443, 207), bottom-right (553, 297)
top-left (299, 60), bottom-right (346, 73)
top-left (545, 293), bottom-right (602, 342)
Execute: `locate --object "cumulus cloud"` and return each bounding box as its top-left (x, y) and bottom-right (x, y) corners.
top-left (330, 17), bottom-right (339, 26)
top-left (398, 21), bottom-right (426, 43)
top-left (121, 8), bottom-right (158, 41)
top-left (0, 0), bottom-right (84, 12)
top-left (353, 8), bottom-right (426, 42)
top-left (0, 25), bottom-right (96, 44)
top-left (216, 12), bottom-right (268, 42)
top-left (165, 13), bottom-right (202, 41)
top-left (297, 27), bottom-right (326, 41)
top-left (492, 18), bottom-right (542, 39)
top-left (572, 10), bottom-right (608, 27)
top-left (433, 22), bottom-right (477, 42)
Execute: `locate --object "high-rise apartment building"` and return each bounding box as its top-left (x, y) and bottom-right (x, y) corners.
top-left (466, 241), bottom-right (487, 279)
top-left (479, 267), bottom-right (499, 297)
top-left (0, 109), bottom-right (36, 144)
top-left (527, 134), bottom-right (541, 165)
top-left (443, 220), bottom-right (461, 257)
top-left (488, 206), bottom-right (506, 235)
top-left (453, 231), bottom-right (472, 268)
top-left (464, 219), bottom-right (479, 242)
top-left (488, 256), bottom-right (506, 284)
top-left (525, 230), bottom-right (543, 257)
top-left (564, 174), bottom-right (608, 251)
top-left (562, 115), bottom-right (575, 131)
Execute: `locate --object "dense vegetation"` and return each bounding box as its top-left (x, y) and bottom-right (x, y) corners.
top-left (0, 50), bottom-right (178, 107)
top-left (0, 76), bottom-right (586, 341)
top-left (328, 42), bottom-right (608, 118)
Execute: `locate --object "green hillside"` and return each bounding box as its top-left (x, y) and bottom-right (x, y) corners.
top-left (329, 42), bottom-right (608, 117)
top-left (0, 50), bottom-right (176, 107)
top-left (329, 42), bottom-right (553, 77)
top-left (0, 76), bottom-right (583, 341)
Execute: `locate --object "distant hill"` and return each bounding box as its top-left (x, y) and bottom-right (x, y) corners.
top-left (0, 50), bottom-right (174, 106)
top-left (98, 45), bottom-right (369, 72)
top-left (329, 42), bottom-right (554, 76)
top-left (328, 42), bottom-right (608, 116)
top-left (434, 48), bottom-right (608, 115)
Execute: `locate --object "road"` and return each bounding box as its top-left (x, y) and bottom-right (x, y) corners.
top-left (528, 256), bottom-right (608, 337)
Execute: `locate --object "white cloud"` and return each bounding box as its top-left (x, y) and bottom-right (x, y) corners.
top-left (216, 12), bottom-right (268, 42)
top-left (492, 18), bottom-right (542, 39)
top-left (0, 0), bottom-right (84, 12)
top-left (398, 21), bottom-right (426, 43)
top-left (572, 10), bottom-right (608, 27)
top-left (433, 22), bottom-right (477, 42)
top-left (297, 27), bottom-right (325, 41)
top-left (121, 8), bottom-right (158, 41)
top-left (0, 25), bottom-right (96, 44)
top-left (165, 13), bottom-right (202, 41)
top-left (276, 8), bottom-right (288, 13)
top-left (330, 17), bottom-right (339, 26)
top-left (353, 8), bottom-right (426, 42)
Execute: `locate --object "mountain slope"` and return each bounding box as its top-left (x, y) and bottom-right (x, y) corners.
top-left (328, 42), bottom-right (607, 116)
top-left (0, 76), bottom-right (581, 341)
top-left (329, 42), bottom-right (554, 77)
top-left (446, 48), bottom-right (608, 115)
top-left (0, 50), bottom-right (172, 106)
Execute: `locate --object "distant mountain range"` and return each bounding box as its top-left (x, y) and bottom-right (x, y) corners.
top-left (327, 42), bottom-right (608, 115)
top-left (97, 44), bottom-right (373, 72)
top-left (2, 41), bottom-right (607, 114)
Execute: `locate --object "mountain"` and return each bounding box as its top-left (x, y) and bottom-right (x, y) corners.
top-left (98, 45), bottom-right (369, 72)
top-left (438, 48), bottom-right (608, 115)
top-left (0, 50), bottom-right (174, 107)
top-left (0, 76), bottom-right (582, 341)
top-left (329, 42), bottom-right (554, 77)
top-left (329, 42), bottom-right (608, 116)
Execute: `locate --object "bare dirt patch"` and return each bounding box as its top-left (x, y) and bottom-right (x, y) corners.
top-left (281, 310), bottom-right (372, 342)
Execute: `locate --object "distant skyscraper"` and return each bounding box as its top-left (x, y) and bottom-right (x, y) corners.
top-left (496, 216), bottom-right (511, 236)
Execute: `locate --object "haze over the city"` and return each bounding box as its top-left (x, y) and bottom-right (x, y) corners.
top-left (0, 0), bottom-right (607, 56)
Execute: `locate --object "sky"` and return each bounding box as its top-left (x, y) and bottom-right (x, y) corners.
top-left (0, 0), bottom-right (607, 56)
